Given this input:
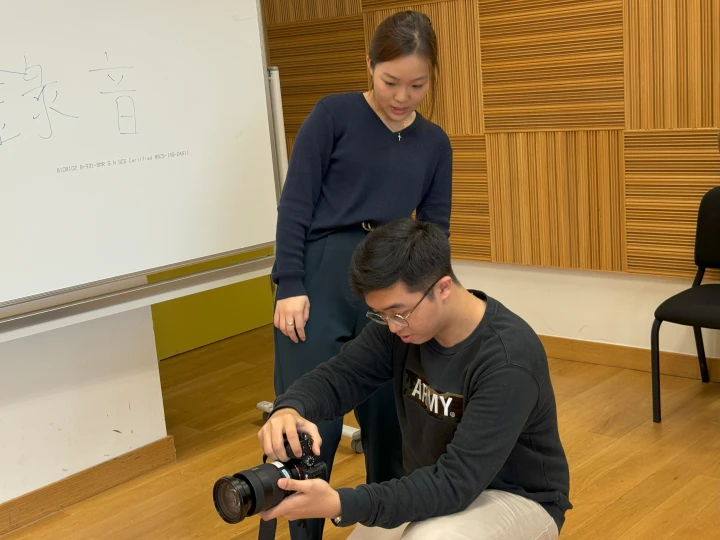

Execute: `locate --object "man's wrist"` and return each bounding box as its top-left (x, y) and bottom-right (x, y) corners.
top-left (334, 486), bottom-right (373, 527)
top-left (330, 490), bottom-right (342, 526)
top-left (270, 399), bottom-right (306, 420)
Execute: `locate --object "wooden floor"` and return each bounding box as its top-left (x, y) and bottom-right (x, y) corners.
top-left (3, 325), bottom-right (719, 539)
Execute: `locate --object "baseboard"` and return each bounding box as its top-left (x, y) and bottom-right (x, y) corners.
top-left (540, 335), bottom-right (720, 382)
top-left (0, 436), bottom-right (175, 536)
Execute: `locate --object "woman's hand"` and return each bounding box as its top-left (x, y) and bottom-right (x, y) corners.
top-left (274, 295), bottom-right (310, 343)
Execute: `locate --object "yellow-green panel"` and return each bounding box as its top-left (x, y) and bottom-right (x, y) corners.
top-left (149, 248), bottom-right (275, 360)
top-left (151, 275), bottom-right (274, 360)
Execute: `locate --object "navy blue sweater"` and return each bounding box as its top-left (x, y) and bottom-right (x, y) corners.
top-left (271, 92), bottom-right (453, 300)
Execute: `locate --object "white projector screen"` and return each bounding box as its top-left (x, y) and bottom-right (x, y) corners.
top-left (0, 0), bottom-right (278, 305)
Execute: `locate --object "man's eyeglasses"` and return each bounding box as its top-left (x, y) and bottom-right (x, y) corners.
top-left (366, 279), bottom-right (439, 328)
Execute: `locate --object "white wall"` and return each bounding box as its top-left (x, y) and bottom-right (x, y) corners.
top-left (0, 263), bottom-right (272, 504)
top-left (453, 260), bottom-right (720, 357)
top-left (0, 306), bottom-right (166, 504)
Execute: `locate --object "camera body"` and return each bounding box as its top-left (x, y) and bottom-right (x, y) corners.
top-left (213, 432), bottom-right (328, 524)
top-left (273, 432), bottom-right (328, 494)
top-left (285, 431), bottom-right (320, 471)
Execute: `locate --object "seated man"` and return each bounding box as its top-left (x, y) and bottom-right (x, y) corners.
top-left (258, 218), bottom-right (571, 539)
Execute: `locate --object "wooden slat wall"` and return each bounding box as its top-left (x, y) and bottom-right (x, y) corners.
top-left (488, 131), bottom-right (624, 271)
top-left (448, 136), bottom-right (490, 261)
top-left (479, 0), bottom-right (624, 132)
top-left (362, 0), bottom-right (448, 10)
top-left (363, 0), bottom-right (484, 135)
top-left (262, 0), bottom-right (720, 279)
top-left (625, 0), bottom-right (720, 130)
top-left (265, 15), bottom-right (367, 135)
top-left (625, 129), bottom-right (720, 278)
top-left (261, 0), bottom-right (361, 26)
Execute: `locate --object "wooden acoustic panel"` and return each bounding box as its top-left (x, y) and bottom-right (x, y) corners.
top-left (479, 0), bottom-right (624, 132)
top-left (261, 0), bottom-right (361, 26)
top-left (266, 15), bottom-right (368, 136)
top-left (625, 0), bottom-right (720, 130)
top-left (363, 0), bottom-right (484, 135)
top-left (361, 0), bottom-right (448, 11)
top-left (448, 135), bottom-right (490, 261)
top-left (487, 131), bottom-right (624, 271)
top-left (625, 129), bottom-right (720, 278)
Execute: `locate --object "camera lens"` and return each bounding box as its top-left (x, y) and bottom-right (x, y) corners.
top-left (213, 476), bottom-right (253, 524)
top-left (213, 435), bottom-right (331, 526)
top-left (213, 463), bottom-right (297, 524)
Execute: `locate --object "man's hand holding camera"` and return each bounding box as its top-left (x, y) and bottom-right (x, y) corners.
top-left (258, 477), bottom-right (340, 521)
top-left (258, 408), bottom-right (322, 461)
top-left (257, 409), bottom-right (342, 522)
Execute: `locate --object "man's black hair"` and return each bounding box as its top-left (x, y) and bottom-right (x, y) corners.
top-left (349, 218), bottom-right (459, 298)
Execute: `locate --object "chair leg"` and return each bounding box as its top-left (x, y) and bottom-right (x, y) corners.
top-left (651, 319), bottom-right (662, 423)
top-left (694, 327), bottom-right (710, 383)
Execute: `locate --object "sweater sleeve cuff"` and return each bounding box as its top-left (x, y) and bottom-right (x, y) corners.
top-left (271, 397), bottom-right (307, 419)
top-left (336, 486), bottom-right (373, 527)
top-left (276, 277), bottom-right (307, 300)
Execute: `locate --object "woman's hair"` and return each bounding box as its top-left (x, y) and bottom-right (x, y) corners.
top-left (368, 10), bottom-right (439, 117)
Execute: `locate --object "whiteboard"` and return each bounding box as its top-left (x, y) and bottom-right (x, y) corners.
top-left (0, 0), bottom-right (278, 305)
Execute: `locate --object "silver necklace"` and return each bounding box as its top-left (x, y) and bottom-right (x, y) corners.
top-left (396, 118), bottom-right (409, 141)
top-left (367, 92), bottom-right (409, 142)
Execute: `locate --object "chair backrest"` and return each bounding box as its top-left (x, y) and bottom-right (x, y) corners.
top-left (695, 185), bottom-right (720, 269)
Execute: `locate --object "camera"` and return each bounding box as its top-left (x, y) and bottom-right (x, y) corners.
top-left (213, 432), bottom-right (328, 524)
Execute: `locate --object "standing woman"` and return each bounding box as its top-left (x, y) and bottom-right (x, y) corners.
top-left (271, 10), bottom-right (452, 539)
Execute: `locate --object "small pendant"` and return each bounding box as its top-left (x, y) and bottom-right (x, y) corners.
top-left (397, 132), bottom-right (401, 142)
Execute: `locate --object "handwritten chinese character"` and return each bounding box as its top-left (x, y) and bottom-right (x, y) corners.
top-left (89, 53), bottom-right (137, 135)
top-left (0, 56), bottom-right (78, 147)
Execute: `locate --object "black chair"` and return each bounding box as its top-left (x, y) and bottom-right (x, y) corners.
top-left (651, 185), bottom-right (720, 423)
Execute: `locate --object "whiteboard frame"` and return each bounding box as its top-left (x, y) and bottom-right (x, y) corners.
top-left (0, 254), bottom-right (275, 343)
top-left (0, 240), bottom-right (275, 310)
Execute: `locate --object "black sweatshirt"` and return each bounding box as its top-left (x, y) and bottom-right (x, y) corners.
top-left (273, 292), bottom-right (572, 531)
top-left (270, 92), bottom-right (452, 301)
